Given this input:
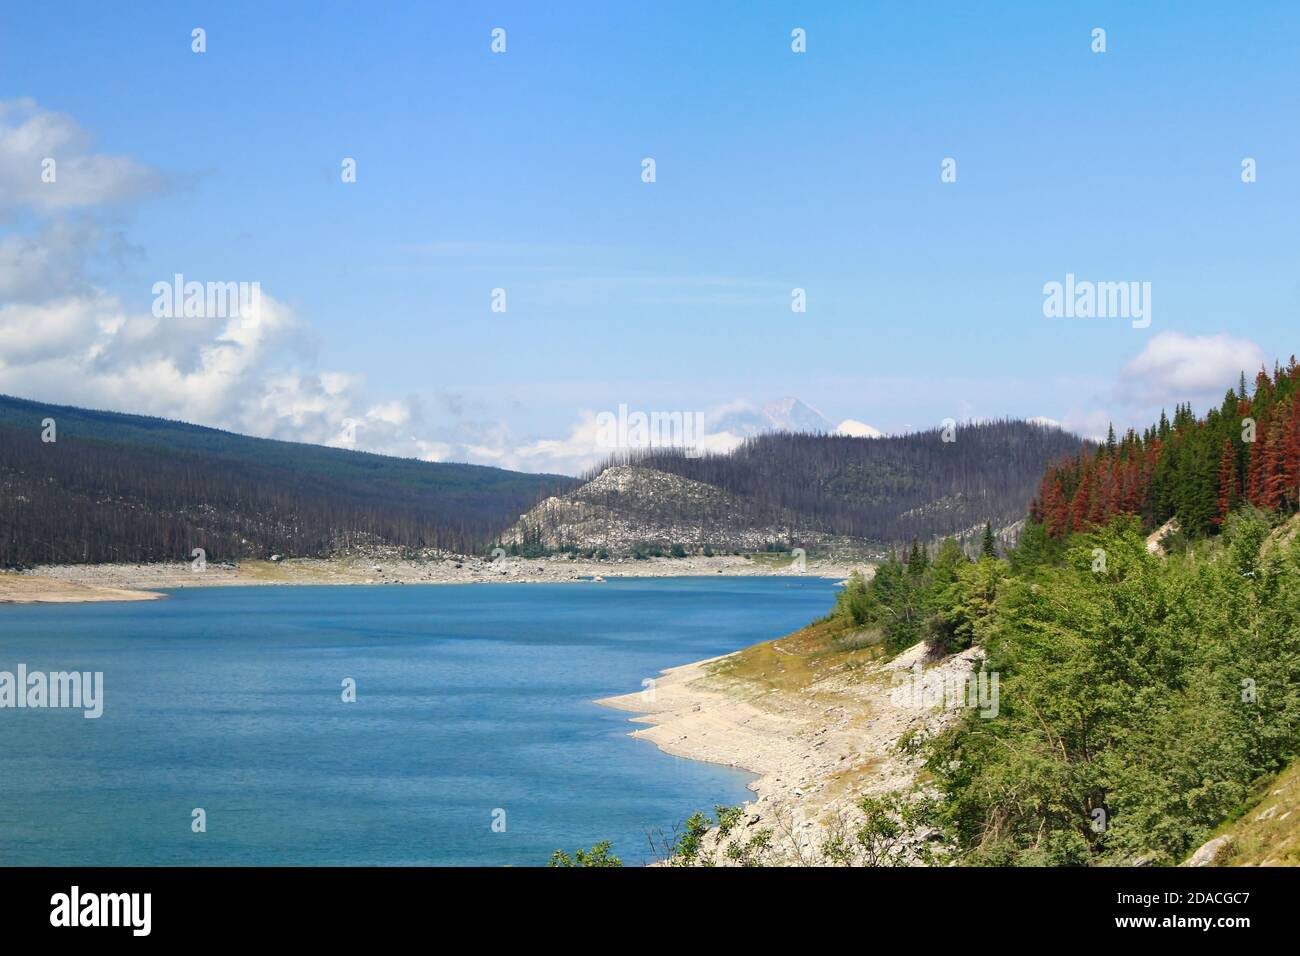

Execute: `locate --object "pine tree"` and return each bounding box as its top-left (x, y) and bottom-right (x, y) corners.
top-left (1068, 463), bottom-right (1093, 531)
top-left (1089, 462), bottom-right (1112, 526)
top-left (907, 538), bottom-right (928, 576)
top-left (1248, 416), bottom-right (1269, 507)
top-left (1280, 400), bottom-right (1300, 509)
top-left (1043, 474), bottom-right (1069, 538)
top-left (980, 521), bottom-right (998, 558)
top-left (1261, 415), bottom-right (1285, 511)
top-left (1214, 437), bottom-right (1239, 527)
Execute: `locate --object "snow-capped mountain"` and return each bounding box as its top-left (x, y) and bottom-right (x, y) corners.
top-left (835, 419), bottom-right (884, 438)
top-left (708, 397), bottom-right (834, 437)
top-left (707, 398), bottom-right (882, 440)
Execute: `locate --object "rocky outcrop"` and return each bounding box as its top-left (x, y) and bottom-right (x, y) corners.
top-left (503, 465), bottom-right (854, 555)
top-left (1183, 835), bottom-right (1235, 867)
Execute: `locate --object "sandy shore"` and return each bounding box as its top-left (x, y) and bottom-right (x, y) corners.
top-left (0, 571), bottom-right (163, 605)
top-left (4, 554), bottom-right (869, 604)
top-left (598, 631), bottom-right (981, 865)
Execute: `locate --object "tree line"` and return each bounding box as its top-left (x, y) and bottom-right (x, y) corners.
top-left (0, 395), bottom-right (572, 566)
top-left (1031, 360), bottom-right (1300, 547)
top-left (591, 420), bottom-right (1086, 545)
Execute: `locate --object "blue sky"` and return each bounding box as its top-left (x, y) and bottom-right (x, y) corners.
top-left (1, 1), bottom-right (1298, 472)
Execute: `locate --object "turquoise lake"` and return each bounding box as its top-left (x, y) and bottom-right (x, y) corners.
top-left (0, 576), bottom-right (836, 866)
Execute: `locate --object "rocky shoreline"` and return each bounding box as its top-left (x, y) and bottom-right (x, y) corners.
top-left (598, 637), bottom-right (982, 865)
top-left (2, 553), bottom-right (868, 604)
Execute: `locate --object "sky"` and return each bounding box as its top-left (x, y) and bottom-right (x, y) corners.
top-left (1, 1), bottom-right (1298, 474)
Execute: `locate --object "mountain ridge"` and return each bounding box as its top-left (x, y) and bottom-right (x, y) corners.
top-left (514, 420), bottom-right (1087, 554)
top-left (0, 392), bottom-right (576, 566)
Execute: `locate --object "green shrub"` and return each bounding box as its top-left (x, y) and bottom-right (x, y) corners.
top-left (548, 842), bottom-right (623, 867)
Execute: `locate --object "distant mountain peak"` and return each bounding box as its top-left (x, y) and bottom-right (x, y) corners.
top-left (710, 397), bottom-right (835, 438)
top-left (761, 397), bottom-right (834, 432)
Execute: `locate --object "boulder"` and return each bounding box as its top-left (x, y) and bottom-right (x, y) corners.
top-left (1183, 835), bottom-right (1234, 867)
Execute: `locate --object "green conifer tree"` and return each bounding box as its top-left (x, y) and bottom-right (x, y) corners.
top-left (980, 521), bottom-right (998, 559)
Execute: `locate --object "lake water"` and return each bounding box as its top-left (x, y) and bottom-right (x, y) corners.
top-left (0, 576), bottom-right (835, 866)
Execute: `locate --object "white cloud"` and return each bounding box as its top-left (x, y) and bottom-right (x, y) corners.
top-left (0, 102), bottom-right (437, 464)
top-left (475, 406), bottom-right (754, 475)
top-left (0, 286), bottom-right (339, 434)
top-left (364, 400), bottom-right (410, 426)
top-left (1030, 333), bottom-right (1269, 445)
top-left (1059, 410), bottom-right (1113, 443)
top-left (1120, 331), bottom-right (1265, 406)
top-left (0, 99), bottom-right (164, 211)
top-left (0, 103), bottom-right (901, 479)
top-left (0, 115), bottom-right (804, 476)
top-left (0, 222), bottom-right (125, 303)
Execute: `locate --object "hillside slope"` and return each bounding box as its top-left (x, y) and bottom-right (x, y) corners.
top-left (505, 464), bottom-right (862, 553)
top-left (1186, 759), bottom-right (1300, 866)
top-left (0, 394), bottom-right (575, 565)
top-left (512, 421), bottom-right (1086, 553)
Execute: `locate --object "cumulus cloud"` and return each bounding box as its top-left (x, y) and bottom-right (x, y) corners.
top-left (0, 244), bottom-right (632, 474)
top-left (0, 102), bottom-right (877, 478)
top-left (1032, 334), bottom-right (1270, 445)
top-left (1060, 409), bottom-right (1115, 443)
top-left (473, 406), bottom-right (764, 476)
top-left (0, 99), bottom-right (165, 211)
top-left (0, 101), bottom-right (441, 464)
top-left (0, 222), bottom-right (134, 303)
top-left (0, 284), bottom-right (330, 432)
top-left (1120, 331), bottom-right (1266, 406)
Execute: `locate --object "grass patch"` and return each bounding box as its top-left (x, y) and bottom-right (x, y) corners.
top-left (1205, 759), bottom-right (1300, 866)
top-left (709, 615), bottom-right (887, 695)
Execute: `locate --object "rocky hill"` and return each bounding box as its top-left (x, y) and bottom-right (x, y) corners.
top-left (507, 421), bottom-right (1087, 555)
top-left (503, 465), bottom-right (859, 554)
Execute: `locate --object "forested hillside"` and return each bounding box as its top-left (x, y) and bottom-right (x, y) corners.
top-left (0, 394), bottom-right (575, 566)
top-left (583, 420), bottom-right (1085, 546)
top-left (1029, 360), bottom-right (1300, 548)
top-left (812, 362), bottom-right (1300, 866)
